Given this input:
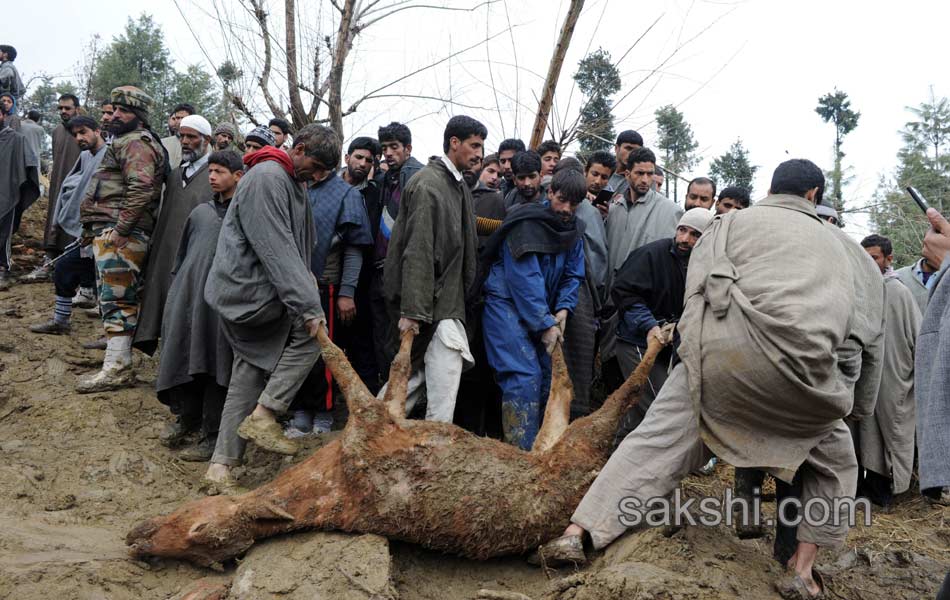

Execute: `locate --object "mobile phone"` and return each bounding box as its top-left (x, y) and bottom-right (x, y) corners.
top-left (592, 188), bottom-right (614, 207)
top-left (906, 186), bottom-right (930, 214)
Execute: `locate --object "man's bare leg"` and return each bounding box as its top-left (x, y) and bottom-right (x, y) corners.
top-left (563, 523), bottom-right (585, 537)
top-left (791, 542), bottom-right (821, 595)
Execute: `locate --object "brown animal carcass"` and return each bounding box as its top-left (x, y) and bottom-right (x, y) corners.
top-left (126, 325), bottom-right (667, 566)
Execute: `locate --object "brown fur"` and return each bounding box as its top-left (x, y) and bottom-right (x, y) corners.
top-left (126, 326), bottom-right (666, 565)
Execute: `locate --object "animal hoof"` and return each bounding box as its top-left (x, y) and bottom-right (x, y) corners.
top-left (528, 534), bottom-right (586, 568)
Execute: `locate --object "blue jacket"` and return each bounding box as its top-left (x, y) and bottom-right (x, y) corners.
top-left (484, 235), bottom-right (585, 334)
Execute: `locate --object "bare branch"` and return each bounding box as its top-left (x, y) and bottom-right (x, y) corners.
top-left (360, 0), bottom-right (498, 30)
top-left (248, 0), bottom-right (286, 118)
top-left (361, 94), bottom-right (489, 110)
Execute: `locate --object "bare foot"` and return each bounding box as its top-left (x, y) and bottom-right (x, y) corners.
top-left (563, 523), bottom-right (585, 538)
top-left (795, 570), bottom-right (820, 597)
top-left (205, 462), bottom-right (230, 482)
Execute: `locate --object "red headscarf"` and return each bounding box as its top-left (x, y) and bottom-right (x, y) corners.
top-left (244, 146), bottom-right (295, 177)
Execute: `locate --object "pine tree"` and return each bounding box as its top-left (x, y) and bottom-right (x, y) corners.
top-left (573, 49), bottom-right (621, 155)
top-left (654, 105), bottom-right (699, 203)
top-left (709, 139), bottom-right (757, 193)
top-left (815, 89), bottom-right (860, 216)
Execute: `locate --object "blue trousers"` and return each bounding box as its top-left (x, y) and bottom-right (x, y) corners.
top-left (483, 296), bottom-right (551, 450)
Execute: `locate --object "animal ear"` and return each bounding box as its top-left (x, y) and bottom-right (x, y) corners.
top-left (240, 501), bottom-right (295, 522)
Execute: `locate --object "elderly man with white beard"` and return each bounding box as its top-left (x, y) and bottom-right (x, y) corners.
top-left (133, 115), bottom-right (214, 361)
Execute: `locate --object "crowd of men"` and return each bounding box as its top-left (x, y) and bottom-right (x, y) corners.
top-left (2, 41), bottom-right (950, 599)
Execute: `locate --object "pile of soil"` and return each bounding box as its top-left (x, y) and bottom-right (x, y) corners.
top-left (0, 198), bottom-right (947, 598)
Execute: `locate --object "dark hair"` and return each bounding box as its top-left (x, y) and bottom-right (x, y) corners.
top-left (209, 149), bottom-right (244, 173)
top-left (294, 124), bottom-right (342, 169)
top-left (624, 147), bottom-right (657, 170)
top-left (769, 159), bottom-right (824, 197)
top-left (99, 99), bottom-right (113, 108)
top-left (616, 129), bottom-right (643, 146)
top-left (860, 234), bottom-right (893, 257)
top-left (0, 45), bottom-right (17, 61)
top-left (688, 176), bottom-right (717, 199)
top-left (654, 165), bottom-right (664, 176)
top-left (378, 121), bottom-right (412, 146)
top-left (498, 138), bottom-right (526, 154)
top-left (66, 115), bottom-right (99, 132)
top-left (171, 103), bottom-right (196, 116)
top-left (482, 153), bottom-right (500, 168)
top-left (511, 150), bottom-right (542, 176)
top-left (586, 150), bottom-right (617, 173)
top-left (442, 115), bottom-right (487, 153)
top-left (268, 118), bottom-right (291, 134)
top-left (549, 169), bottom-right (587, 205)
top-left (718, 186), bottom-right (751, 208)
top-left (554, 156), bottom-right (584, 175)
top-left (536, 139), bottom-right (561, 157)
top-left (347, 136), bottom-right (381, 156)
top-left (27, 109), bottom-right (41, 122)
top-left (58, 93), bottom-right (80, 107)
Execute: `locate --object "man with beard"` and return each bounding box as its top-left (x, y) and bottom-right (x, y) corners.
top-left (497, 138), bottom-right (526, 196)
top-left (134, 115), bottom-right (214, 363)
top-left (76, 86), bottom-right (168, 393)
top-left (611, 208), bottom-right (713, 441)
top-left (478, 153), bottom-right (502, 191)
top-left (607, 130), bottom-right (643, 199)
top-left (243, 125), bottom-right (276, 155)
top-left (715, 185), bottom-right (751, 215)
top-left (269, 118), bottom-right (291, 150)
top-left (202, 125), bottom-right (331, 492)
top-left (213, 122), bottom-right (241, 152)
top-left (286, 128), bottom-right (372, 438)
top-left (684, 176), bottom-right (716, 210)
top-left (341, 136), bottom-right (384, 392)
top-left (28, 93), bottom-right (81, 282)
top-left (29, 116), bottom-right (106, 334)
top-left (380, 115), bottom-right (484, 423)
top-left (0, 45), bottom-right (26, 99)
top-left (0, 108), bottom-right (40, 289)
top-left (481, 168), bottom-right (586, 449)
top-left (503, 150), bottom-right (543, 210)
top-left (161, 103), bottom-right (195, 170)
top-left (156, 150), bottom-right (243, 463)
top-left (372, 122), bottom-right (423, 380)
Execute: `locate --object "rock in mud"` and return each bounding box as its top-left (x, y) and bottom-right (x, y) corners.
top-left (229, 531), bottom-right (397, 600)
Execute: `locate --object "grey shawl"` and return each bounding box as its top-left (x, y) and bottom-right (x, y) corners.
top-left (574, 198), bottom-right (608, 299)
top-left (53, 145), bottom-right (107, 239)
top-left (156, 200), bottom-right (233, 392)
top-left (0, 127), bottom-right (40, 221)
top-left (604, 188), bottom-right (683, 293)
top-left (915, 260), bottom-right (950, 491)
top-left (204, 159), bottom-right (324, 372)
top-left (678, 194), bottom-right (855, 482)
top-left (18, 119), bottom-right (45, 165)
top-left (895, 260), bottom-right (931, 316)
top-left (134, 162), bottom-right (212, 355)
top-left (825, 223), bottom-right (885, 421)
top-left (859, 277), bottom-right (921, 493)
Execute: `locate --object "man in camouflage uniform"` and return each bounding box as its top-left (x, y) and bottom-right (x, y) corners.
top-left (77, 86), bottom-right (167, 393)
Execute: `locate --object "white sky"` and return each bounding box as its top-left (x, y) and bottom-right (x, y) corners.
top-left (13, 0), bottom-right (949, 238)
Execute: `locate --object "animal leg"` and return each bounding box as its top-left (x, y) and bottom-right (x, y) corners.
top-left (384, 329), bottom-right (415, 421)
top-left (531, 343), bottom-right (573, 453)
top-left (315, 326), bottom-right (379, 422)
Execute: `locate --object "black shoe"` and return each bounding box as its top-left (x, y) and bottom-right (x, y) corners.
top-left (159, 419), bottom-right (194, 448)
top-left (82, 337), bottom-right (107, 350)
top-left (30, 319), bottom-right (71, 335)
top-left (179, 436), bottom-right (215, 462)
top-left (0, 269), bottom-right (10, 290)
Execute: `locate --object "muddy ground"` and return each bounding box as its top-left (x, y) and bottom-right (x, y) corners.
top-left (0, 197), bottom-right (947, 599)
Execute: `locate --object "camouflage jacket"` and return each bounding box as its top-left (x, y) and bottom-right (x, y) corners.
top-left (80, 128), bottom-right (166, 236)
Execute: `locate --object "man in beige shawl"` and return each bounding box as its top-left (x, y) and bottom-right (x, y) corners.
top-left (858, 234), bottom-right (921, 507)
top-left (544, 160), bottom-right (860, 599)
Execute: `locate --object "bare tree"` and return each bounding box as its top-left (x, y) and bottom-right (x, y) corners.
top-left (176, 0), bottom-right (500, 135)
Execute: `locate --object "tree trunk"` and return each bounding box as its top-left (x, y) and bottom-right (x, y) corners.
top-left (528, 0), bottom-right (585, 150)
top-left (285, 0), bottom-right (308, 129)
top-left (328, 0), bottom-right (358, 136)
top-left (126, 328), bottom-right (668, 566)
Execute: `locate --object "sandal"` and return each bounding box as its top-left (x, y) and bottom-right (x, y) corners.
top-left (775, 570), bottom-right (825, 599)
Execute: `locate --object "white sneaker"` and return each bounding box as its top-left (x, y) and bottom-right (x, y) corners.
top-left (312, 413), bottom-right (333, 434)
top-left (72, 287), bottom-right (97, 309)
top-left (284, 426), bottom-right (312, 439)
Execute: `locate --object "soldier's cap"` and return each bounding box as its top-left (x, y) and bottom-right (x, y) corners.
top-left (110, 86), bottom-right (153, 115)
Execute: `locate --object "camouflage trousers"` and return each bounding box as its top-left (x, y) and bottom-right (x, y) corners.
top-left (91, 228), bottom-right (150, 336)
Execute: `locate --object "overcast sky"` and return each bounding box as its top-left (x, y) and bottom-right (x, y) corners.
top-left (13, 0), bottom-right (949, 238)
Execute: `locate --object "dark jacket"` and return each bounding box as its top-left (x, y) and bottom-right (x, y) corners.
top-left (613, 237), bottom-right (688, 350)
top-left (383, 157), bottom-right (477, 327)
